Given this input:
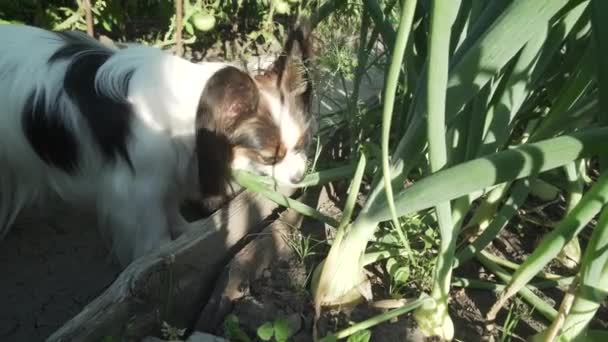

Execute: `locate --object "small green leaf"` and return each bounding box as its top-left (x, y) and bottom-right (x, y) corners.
top-left (393, 266), bottom-right (410, 284)
top-left (102, 20), bottom-right (111, 31)
top-left (184, 21), bottom-right (194, 35)
top-left (257, 322), bottom-right (274, 341)
top-left (421, 231), bottom-right (434, 250)
top-left (385, 257), bottom-right (410, 284)
top-left (346, 329), bottom-right (372, 342)
top-left (386, 257), bottom-right (397, 271)
top-left (273, 317), bottom-right (293, 342)
top-left (225, 314), bottom-right (239, 326)
top-left (320, 335), bottom-right (338, 342)
top-left (224, 315), bottom-right (252, 342)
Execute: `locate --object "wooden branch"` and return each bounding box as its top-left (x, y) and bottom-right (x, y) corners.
top-left (175, 0), bottom-right (184, 56)
top-left (195, 208), bottom-right (304, 331)
top-left (83, 0), bottom-right (94, 37)
top-left (47, 189), bottom-right (292, 342)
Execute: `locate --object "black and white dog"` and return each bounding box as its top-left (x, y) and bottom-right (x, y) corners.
top-left (0, 20), bottom-right (314, 267)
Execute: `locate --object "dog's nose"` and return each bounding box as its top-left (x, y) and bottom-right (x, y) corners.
top-left (290, 170), bottom-right (304, 184)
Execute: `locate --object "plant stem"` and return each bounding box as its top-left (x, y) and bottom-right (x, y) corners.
top-left (487, 171), bottom-right (608, 323)
top-left (253, 160), bottom-right (378, 189)
top-left (543, 276), bottom-right (579, 342)
top-left (381, 0), bottom-right (418, 254)
top-left (558, 205), bottom-right (608, 340)
top-left (453, 276), bottom-right (574, 292)
top-left (320, 296), bottom-right (432, 341)
top-left (83, 0), bottom-right (94, 36)
top-left (477, 251), bottom-right (558, 322)
top-left (313, 152), bottom-right (367, 333)
top-left (175, 0), bottom-right (184, 56)
top-left (480, 249), bottom-right (564, 281)
top-left (233, 171), bottom-right (339, 227)
top-left (454, 180), bottom-right (526, 267)
top-left (413, 0), bottom-right (460, 339)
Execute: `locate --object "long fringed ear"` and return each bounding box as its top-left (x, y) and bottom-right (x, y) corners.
top-left (195, 66), bottom-right (260, 201)
top-left (275, 17), bottom-right (313, 98)
top-left (195, 127), bottom-right (233, 199)
top-left (195, 127), bottom-right (233, 214)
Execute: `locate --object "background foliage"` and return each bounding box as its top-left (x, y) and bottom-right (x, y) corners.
top-left (0, 0), bottom-right (325, 59)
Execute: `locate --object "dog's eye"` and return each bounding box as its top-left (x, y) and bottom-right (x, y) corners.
top-left (293, 135), bottom-right (309, 153)
top-left (258, 154), bottom-right (278, 165)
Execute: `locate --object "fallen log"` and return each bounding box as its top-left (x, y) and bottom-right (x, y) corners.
top-left (47, 189), bottom-right (290, 342)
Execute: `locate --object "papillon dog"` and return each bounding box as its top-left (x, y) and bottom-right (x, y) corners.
top-left (0, 19), bottom-right (315, 267)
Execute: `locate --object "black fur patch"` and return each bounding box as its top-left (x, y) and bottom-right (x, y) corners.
top-left (22, 92), bottom-right (80, 173)
top-left (51, 31), bottom-right (135, 170)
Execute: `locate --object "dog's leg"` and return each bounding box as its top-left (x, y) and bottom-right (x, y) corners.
top-left (168, 201), bottom-right (191, 239)
top-left (100, 176), bottom-right (174, 267)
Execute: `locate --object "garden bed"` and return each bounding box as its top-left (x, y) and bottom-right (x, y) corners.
top-left (184, 187), bottom-right (608, 342)
top-left (4, 2), bottom-right (608, 341)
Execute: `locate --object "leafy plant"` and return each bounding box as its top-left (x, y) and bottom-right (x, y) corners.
top-left (500, 303), bottom-right (528, 342)
top-left (283, 230), bottom-right (322, 264)
top-left (256, 317), bottom-right (294, 342)
top-left (223, 314), bottom-right (252, 342)
top-left (159, 321), bottom-right (186, 341)
top-left (346, 329), bottom-right (371, 342)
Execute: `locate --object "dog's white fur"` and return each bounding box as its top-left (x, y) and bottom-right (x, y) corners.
top-left (0, 24), bottom-right (310, 267)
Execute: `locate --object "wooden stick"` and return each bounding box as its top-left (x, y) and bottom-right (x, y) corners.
top-left (83, 0), bottom-right (94, 37)
top-left (47, 189), bottom-right (292, 342)
top-left (175, 0), bottom-right (184, 56)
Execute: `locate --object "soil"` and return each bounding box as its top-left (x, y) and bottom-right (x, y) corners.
top-left (0, 205), bottom-right (120, 342)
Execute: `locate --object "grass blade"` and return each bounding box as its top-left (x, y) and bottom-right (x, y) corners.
top-left (531, 43), bottom-right (596, 141)
top-left (233, 171), bottom-right (339, 227)
top-left (454, 179), bottom-right (530, 267)
top-left (557, 205), bottom-right (608, 340)
top-left (381, 0), bottom-right (418, 252)
top-left (320, 296), bottom-right (432, 341)
top-left (477, 251), bottom-right (558, 322)
top-left (486, 170), bottom-right (608, 323)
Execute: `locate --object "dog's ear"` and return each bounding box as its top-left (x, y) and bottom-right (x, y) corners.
top-left (274, 18), bottom-right (313, 98)
top-left (201, 66), bottom-right (260, 129)
top-left (195, 66), bottom-right (259, 200)
top-left (195, 127), bottom-right (233, 199)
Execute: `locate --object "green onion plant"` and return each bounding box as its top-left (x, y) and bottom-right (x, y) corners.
top-left (234, 0), bottom-right (608, 340)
